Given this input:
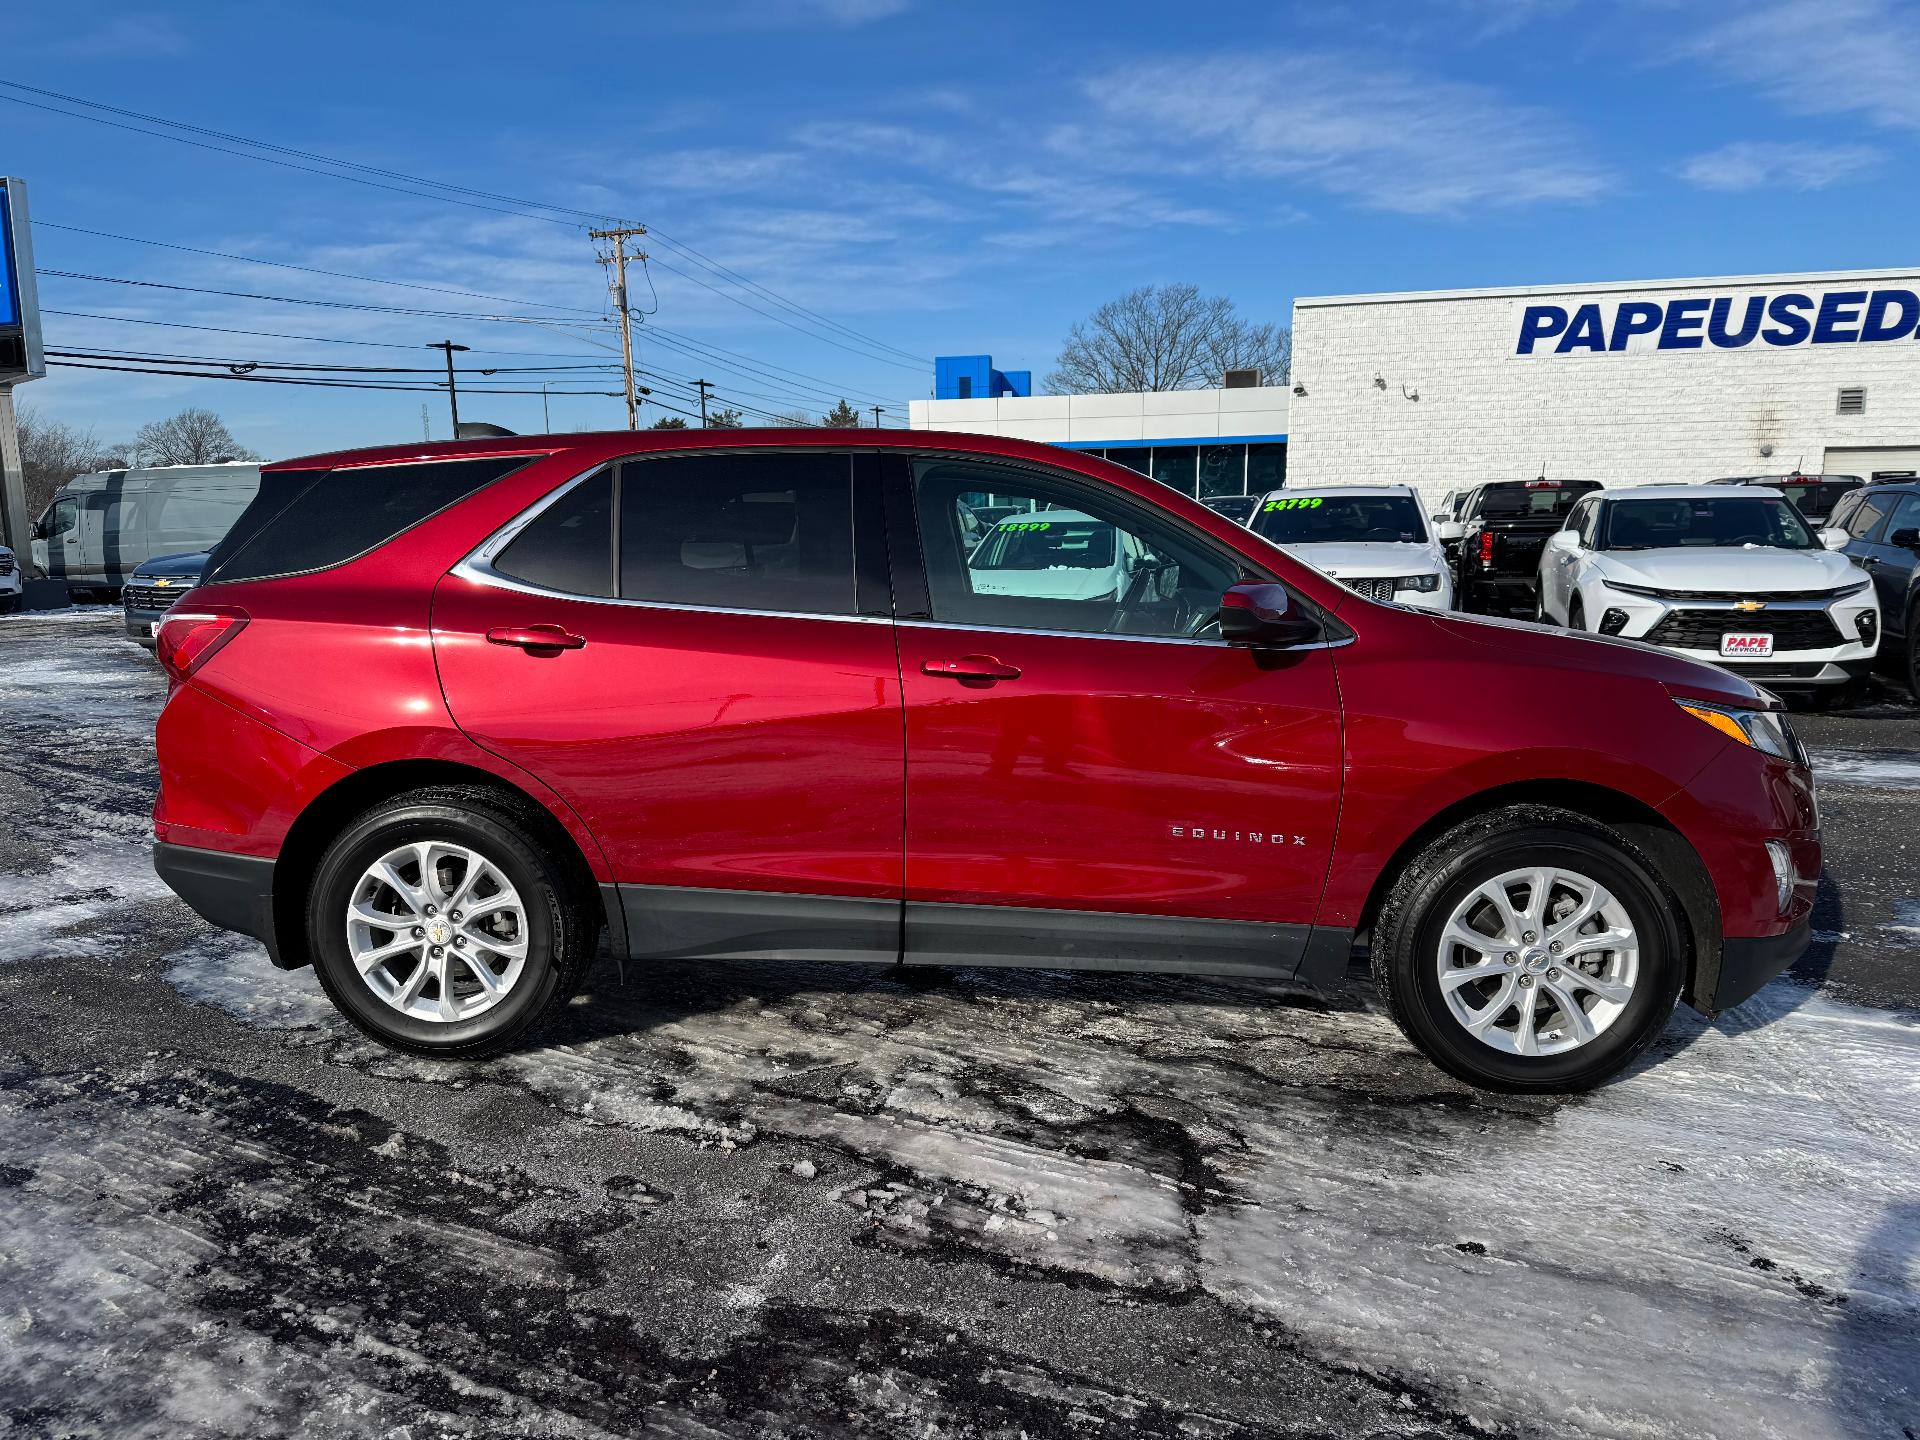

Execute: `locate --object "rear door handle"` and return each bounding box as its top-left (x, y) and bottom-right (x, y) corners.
top-left (487, 624), bottom-right (586, 652)
top-left (921, 655), bottom-right (1021, 683)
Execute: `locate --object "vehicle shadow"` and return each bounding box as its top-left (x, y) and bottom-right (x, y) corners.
top-left (1832, 1199), bottom-right (1920, 1438)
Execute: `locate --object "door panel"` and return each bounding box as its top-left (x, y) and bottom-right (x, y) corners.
top-left (896, 624), bottom-right (1343, 925)
top-left (435, 581), bottom-right (905, 900)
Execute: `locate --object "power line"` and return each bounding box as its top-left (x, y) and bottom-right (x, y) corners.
top-left (42, 308), bottom-right (629, 361)
top-left (1, 79), bottom-right (931, 368)
top-left (48, 345), bottom-right (619, 374)
top-left (39, 268), bottom-right (617, 326)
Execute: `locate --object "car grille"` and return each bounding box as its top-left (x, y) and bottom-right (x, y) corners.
top-left (1344, 577), bottom-right (1396, 602)
top-left (123, 583), bottom-right (185, 612)
top-left (0, 552), bottom-right (13, 577)
top-left (1646, 608), bottom-right (1843, 652)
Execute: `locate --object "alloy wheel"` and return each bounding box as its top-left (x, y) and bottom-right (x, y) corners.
top-left (345, 841), bottom-right (529, 1023)
top-left (1435, 865), bottom-right (1639, 1057)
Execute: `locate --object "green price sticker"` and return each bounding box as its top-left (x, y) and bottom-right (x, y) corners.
top-left (1000, 521), bottom-right (1053, 533)
top-left (1262, 496), bottom-right (1323, 512)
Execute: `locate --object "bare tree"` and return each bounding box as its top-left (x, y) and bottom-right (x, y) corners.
top-left (821, 399), bottom-right (863, 428)
top-left (769, 411), bottom-right (818, 429)
top-left (131, 408), bottom-right (259, 467)
top-left (13, 406), bottom-right (128, 516)
top-left (1045, 284), bottom-right (1291, 393)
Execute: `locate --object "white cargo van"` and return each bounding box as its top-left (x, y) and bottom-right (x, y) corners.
top-left (31, 463), bottom-right (260, 601)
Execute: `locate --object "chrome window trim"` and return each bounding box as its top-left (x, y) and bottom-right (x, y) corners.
top-left (897, 618), bottom-right (1354, 653)
top-left (453, 460), bottom-right (890, 628)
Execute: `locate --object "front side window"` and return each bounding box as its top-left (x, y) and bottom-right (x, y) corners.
top-left (1843, 492), bottom-right (1897, 542)
top-left (1568, 500), bottom-right (1598, 546)
top-left (913, 459), bottom-right (1242, 639)
top-left (619, 451), bottom-right (855, 616)
top-left (1887, 493), bottom-right (1920, 539)
top-left (47, 498), bottom-right (79, 537)
top-left (1600, 496), bottom-right (1816, 551)
top-left (493, 469), bottom-right (614, 597)
top-left (1251, 493), bottom-right (1427, 545)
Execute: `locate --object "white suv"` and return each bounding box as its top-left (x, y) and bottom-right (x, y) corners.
top-left (0, 544), bottom-right (22, 613)
top-left (1246, 485), bottom-right (1453, 609)
top-left (1537, 485), bottom-right (1878, 694)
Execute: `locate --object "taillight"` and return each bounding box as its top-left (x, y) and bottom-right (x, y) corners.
top-left (155, 606), bottom-right (249, 682)
top-left (1478, 531), bottom-right (1496, 567)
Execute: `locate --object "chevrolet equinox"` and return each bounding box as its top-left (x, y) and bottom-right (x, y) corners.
top-left (151, 432), bottom-right (1817, 1092)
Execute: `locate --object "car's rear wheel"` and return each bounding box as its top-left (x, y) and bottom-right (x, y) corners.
top-left (1371, 805), bottom-right (1684, 1092)
top-left (1907, 601), bottom-right (1920, 699)
top-left (306, 786), bottom-right (599, 1057)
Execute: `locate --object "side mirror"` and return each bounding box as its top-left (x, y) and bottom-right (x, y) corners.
top-left (1547, 528), bottom-right (1578, 552)
top-left (1891, 527), bottom-right (1920, 550)
top-left (1819, 528), bottom-right (1850, 551)
top-left (1219, 581), bottom-right (1319, 646)
top-left (1435, 519), bottom-right (1465, 543)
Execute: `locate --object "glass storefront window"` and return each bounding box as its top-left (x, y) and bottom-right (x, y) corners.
top-left (1106, 447), bottom-right (1151, 475)
top-left (1150, 445), bottom-right (1198, 496)
top-left (1198, 445), bottom-right (1244, 497)
top-left (1246, 442), bottom-right (1287, 497)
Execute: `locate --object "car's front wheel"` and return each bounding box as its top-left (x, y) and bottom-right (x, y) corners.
top-left (305, 786), bottom-right (600, 1057)
top-left (1371, 805), bottom-right (1685, 1092)
top-left (1567, 595), bottom-right (1588, 632)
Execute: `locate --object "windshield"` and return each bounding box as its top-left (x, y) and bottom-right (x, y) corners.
top-left (1251, 494), bottom-right (1428, 544)
top-left (971, 514), bottom-right (1117, 571)
top-left (1601, 496), bottom-right (1817, 551)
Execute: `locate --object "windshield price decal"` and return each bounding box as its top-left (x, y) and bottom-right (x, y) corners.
top-left (999, 521), bottom-right (1053, 533)
top-left (1262, 497), bottom-right (1323, 512)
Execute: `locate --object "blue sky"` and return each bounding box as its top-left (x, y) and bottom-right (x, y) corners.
top-left (6, 0), bottom-right (1918, 459)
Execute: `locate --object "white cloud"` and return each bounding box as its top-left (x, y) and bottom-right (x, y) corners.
top-left (1679, 140), bottom-right (1882, 192)
top-left (1690, 0), bottom-right (1920, 130)
top-left (1078, 52), bottom-right (1611, 216)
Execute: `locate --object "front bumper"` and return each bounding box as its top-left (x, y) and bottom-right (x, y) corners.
top-left (1590, 585), bottom-right (1878, 684)
top-left (154, 842), bottom-right (284, 964)
top-left (124, 607), bottom-right (168, 646)
top-left (1712, 920), bottom-right (1812, 1012)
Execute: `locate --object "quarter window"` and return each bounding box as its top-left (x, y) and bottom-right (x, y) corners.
top-left (493, 469), bottom-right (614, 597)
top-left (911, 459), bottom-right (1242, 639)
top-left (618, 452), bottom-right (856, 616)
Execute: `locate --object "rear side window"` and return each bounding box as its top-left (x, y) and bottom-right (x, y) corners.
top-left (204, 456), bottom-right (528, 585)
top-left (617, 452), bottom-right (855, 616)
top-left (493, 469), bottom-right (614, 597)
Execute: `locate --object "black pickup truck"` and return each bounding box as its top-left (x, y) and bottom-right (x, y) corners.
top-left (1438, 479), bottom-right (1601, 615)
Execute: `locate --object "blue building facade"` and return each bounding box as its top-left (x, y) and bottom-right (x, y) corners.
top-left (934, 354), bottom-right (1032, 401)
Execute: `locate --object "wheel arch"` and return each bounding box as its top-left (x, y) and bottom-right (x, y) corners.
top-left (268, 758), bottom-right (613, 971)
top-left (1350, 778), bottom-right (1722, 1007)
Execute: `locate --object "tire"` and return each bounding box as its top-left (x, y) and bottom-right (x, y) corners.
top-left (1371, 805), bottom-right (1685, 1093)
top-left (1907, 602), bottom-right (1920, 701)
top-left (305, 785), bottom-right (600, 1058)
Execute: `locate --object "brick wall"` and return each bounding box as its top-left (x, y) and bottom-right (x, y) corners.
top-left (1288, 272), bottom-right (1920, 509)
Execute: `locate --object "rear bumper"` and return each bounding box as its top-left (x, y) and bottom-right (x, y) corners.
top-left (1710, 919), bottom-right (1812, 1013)
top-left (154, 842), bottom-right (284, 965)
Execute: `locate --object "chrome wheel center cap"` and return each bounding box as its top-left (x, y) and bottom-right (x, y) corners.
top-left (426, 918), bottom-right (453, 947)
top-left (1522, 947), bottom-right (1549, 972)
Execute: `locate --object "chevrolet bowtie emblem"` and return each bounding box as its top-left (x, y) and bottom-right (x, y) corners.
top-left (1733, 599), bottom-right (1767, 613)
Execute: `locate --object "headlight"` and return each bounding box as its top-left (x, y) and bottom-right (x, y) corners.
top-left (1675, 697), bottom-right (1804, 764)
top-left (1394, 573), bottom-right (1442, 593)
top-left (1606, 581), bottom-right (1670, 599)
top-left (1835, 579), bottom-right (1872, 598)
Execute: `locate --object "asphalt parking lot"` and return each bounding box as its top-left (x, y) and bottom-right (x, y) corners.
top-left (1, 609), bottom-right (1916, 1439)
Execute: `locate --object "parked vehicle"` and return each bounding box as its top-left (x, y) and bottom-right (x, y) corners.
top-left (122, 551), bottom-right (209, 648)
top-left (1200, 494), bottom-right (1260, 525)
top-left (0, 543), bottom-right (21, 613)
top-left (151, 432), bottom-right (1817, 1093)
top-left (1823, 481), bottom-right (1920, 696)
top-left (30, 463), bottom-right (259, 602)
top-left (967, 508), bottom-right (1151, 602)
top-left (1710, 474), bottom-right (1862, 525)
top-left (1538, 485), bottom-right (1878, 697)
top-left (1440, 479), bottom-right (1601, 614)
top-left (1248, 484), bottom-right (1453, 609)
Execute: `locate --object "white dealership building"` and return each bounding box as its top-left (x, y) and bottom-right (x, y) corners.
top-left (912, 266), bottom-right (1920, 511)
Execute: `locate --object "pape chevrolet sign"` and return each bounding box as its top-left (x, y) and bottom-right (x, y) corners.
top-left (1516, 288), bottom-right (1920, 356)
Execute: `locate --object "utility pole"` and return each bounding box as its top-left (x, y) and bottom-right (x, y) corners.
top-left (870, 405), bottom-right (885, 429)
top-left (427, 340), bottom-right (469, 435)
top-left (588, 225), bottom-right (648, 429)
top-left (693, 378), bottom-right (714, 427)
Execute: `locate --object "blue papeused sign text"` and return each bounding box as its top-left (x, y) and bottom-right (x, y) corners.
top-left (1515, 289), bottom-right (1920, 356)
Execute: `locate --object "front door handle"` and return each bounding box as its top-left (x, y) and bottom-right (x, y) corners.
top-left (922, 654), bottom-right (1021, 684)
top-left (487, 624), bottom-right (586, 652)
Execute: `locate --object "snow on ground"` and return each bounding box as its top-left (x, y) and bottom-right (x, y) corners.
top-left (4, 610), bottom-right (1919, 1438)
top-left (1811, 749), bottom-right (1920, 788)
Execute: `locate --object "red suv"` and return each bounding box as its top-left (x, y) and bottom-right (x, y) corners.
top-left (151, 432), bottom-right (1817, 1091)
